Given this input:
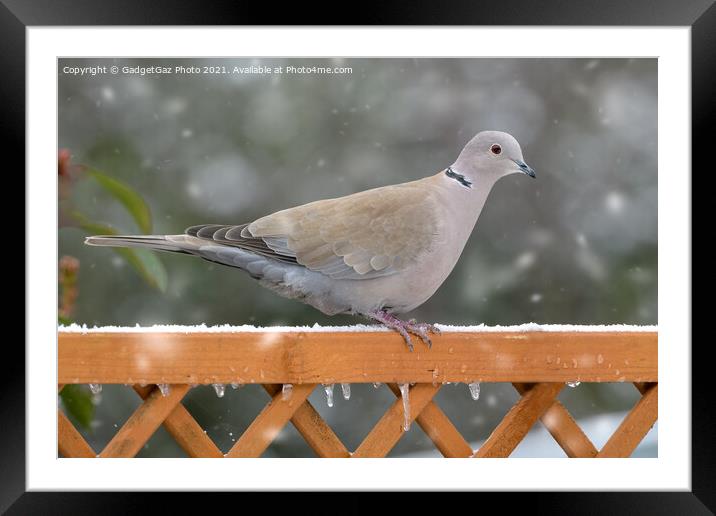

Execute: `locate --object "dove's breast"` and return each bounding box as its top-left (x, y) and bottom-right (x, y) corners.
top-left (348, 175), bottom-right (492, 314)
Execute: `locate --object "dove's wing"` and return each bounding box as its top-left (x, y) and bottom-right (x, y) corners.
top-left (243, 178), bottom-right (443, 279)
top-left (185, 223), bottom-right (300, 265)
top-left (191, 178), bottom-right (443, 280)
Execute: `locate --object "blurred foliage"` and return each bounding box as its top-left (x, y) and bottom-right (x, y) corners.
top-left (58, 149), bottom-right (167, 429)
top-left (59, 150), bottom-right (167, 292)
top-left (59, 385), bottom-right (95, 430)
top-left (58, 255), bottom-right (80, 321)
top-left (85, 167), bottom-right (153, 234)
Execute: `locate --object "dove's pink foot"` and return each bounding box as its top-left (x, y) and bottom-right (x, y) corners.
top-left (366, 310), bottom-right (441, 351)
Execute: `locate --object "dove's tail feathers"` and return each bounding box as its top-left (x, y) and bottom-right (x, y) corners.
top-left (84, 235), bottom-right (194, 254)
top-left (84, 233), bottom-right (306, 284)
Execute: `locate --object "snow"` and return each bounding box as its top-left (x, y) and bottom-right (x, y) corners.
top-left (435, 323), bottom-right (657, 333)
top-left (59, 322), bottom-right (388, 333)
top-left (58, 322), bottom-right (657, 333)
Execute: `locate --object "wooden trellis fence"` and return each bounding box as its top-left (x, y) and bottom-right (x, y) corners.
top-left (58, 329), bottom-right (657, 458)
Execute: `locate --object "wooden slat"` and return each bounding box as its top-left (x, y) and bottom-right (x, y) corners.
top-left (58, 410), bottom-right (96, 458)
top-left (387, 383), bottom-right (472, 458)
top-left (513, 383), bottom-right (597, 458)
top-left (598, 383), bottom-right (658, 458)
top-left (353, 383), bottom-right (440, 458)
top-left (474, 382), bottom-right (564, 458)
top-left (100, 384), bottom-right (190, 458)
top-left (226, 383), bottom-right (315, 458)
top-left (263, 384), bottom-right (350, 458)
top-left (633, 382), bottom-right (650, 395)
top-left (58, 331), bottom-right (657, 384)
top-left (133, 385), bottom-right (223, 458)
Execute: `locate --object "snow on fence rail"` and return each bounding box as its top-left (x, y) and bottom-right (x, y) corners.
top-left (57, 325), bottom-right (658, 459)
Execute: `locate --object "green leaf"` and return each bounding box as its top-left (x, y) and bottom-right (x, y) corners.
top-left (58, 315), bottom-right (73, 326)
top-left (86, 168), bottom-right (153, 233)
top-left (60, 385), bottom-right (95, 430)
top-left (116, 247), bottom-right (168, 293)
top-left (74, 215), bottom-right (168, 292)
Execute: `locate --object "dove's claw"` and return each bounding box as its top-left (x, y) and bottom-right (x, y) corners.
top-left (394, 325), bottom-right (415, 352)
top-left (365, 311), bottom-right (439, 351)
top-left (405, 338), bottom-right (415, 353)
top-left (404, 321), bottom-right (441, 349)
top-left (418, 332), bottom-right (433, 349)
top-left (409, 326), bottom-right (433, 349)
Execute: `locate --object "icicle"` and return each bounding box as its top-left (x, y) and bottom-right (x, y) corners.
top-left (373, 382), bottom-right (381, 389)
top-left (341, 383), bottom-right (351, 400)
top-left (157, 383), bottom-right (170, 397)
top-left (282, 383), bottom-right (293, 401)
top-left (89, 383), bottom-right (102, 394)
top-left (212, 383), bottom-right (225, 398)
top-left (230, 383), bottom-right (239, 389)
top-left (398, 383), bottom-right (410, 431)
top-left (323, 384), bottom-right (334, 407)
top-left (468, 382), bottom-right (481, 401)
top-left (566, 381), bottom-right (581, 388)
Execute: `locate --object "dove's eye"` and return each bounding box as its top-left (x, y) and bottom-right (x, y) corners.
top-left (490, 144), bottom-right (502, 155)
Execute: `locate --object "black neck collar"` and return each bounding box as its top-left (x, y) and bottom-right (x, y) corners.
top-left (445, 166), bottom-right (472, 189)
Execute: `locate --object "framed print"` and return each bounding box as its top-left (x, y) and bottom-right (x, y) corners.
top-left (6, 0), bottom-right (711, 513)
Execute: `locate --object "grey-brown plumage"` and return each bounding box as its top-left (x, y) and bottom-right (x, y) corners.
top-left (85, 130), bottom-right (535, 349)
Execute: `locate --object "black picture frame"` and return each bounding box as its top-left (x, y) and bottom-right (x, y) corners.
top-left (6, 1), bottom-right (710, 513)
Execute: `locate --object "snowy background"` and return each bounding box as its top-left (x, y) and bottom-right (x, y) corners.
top-left (58, 58), bottom-right (657, 458)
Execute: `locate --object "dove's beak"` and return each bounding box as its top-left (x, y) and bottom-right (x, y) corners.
top-left (512, 159), bottom-right (536, 178)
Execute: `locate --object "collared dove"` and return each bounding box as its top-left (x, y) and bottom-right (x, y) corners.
top-left (86, 130), bottom-right (535, 350)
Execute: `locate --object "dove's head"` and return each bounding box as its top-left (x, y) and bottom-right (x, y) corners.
top-left (452, 131), bottom-right (535, 184)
